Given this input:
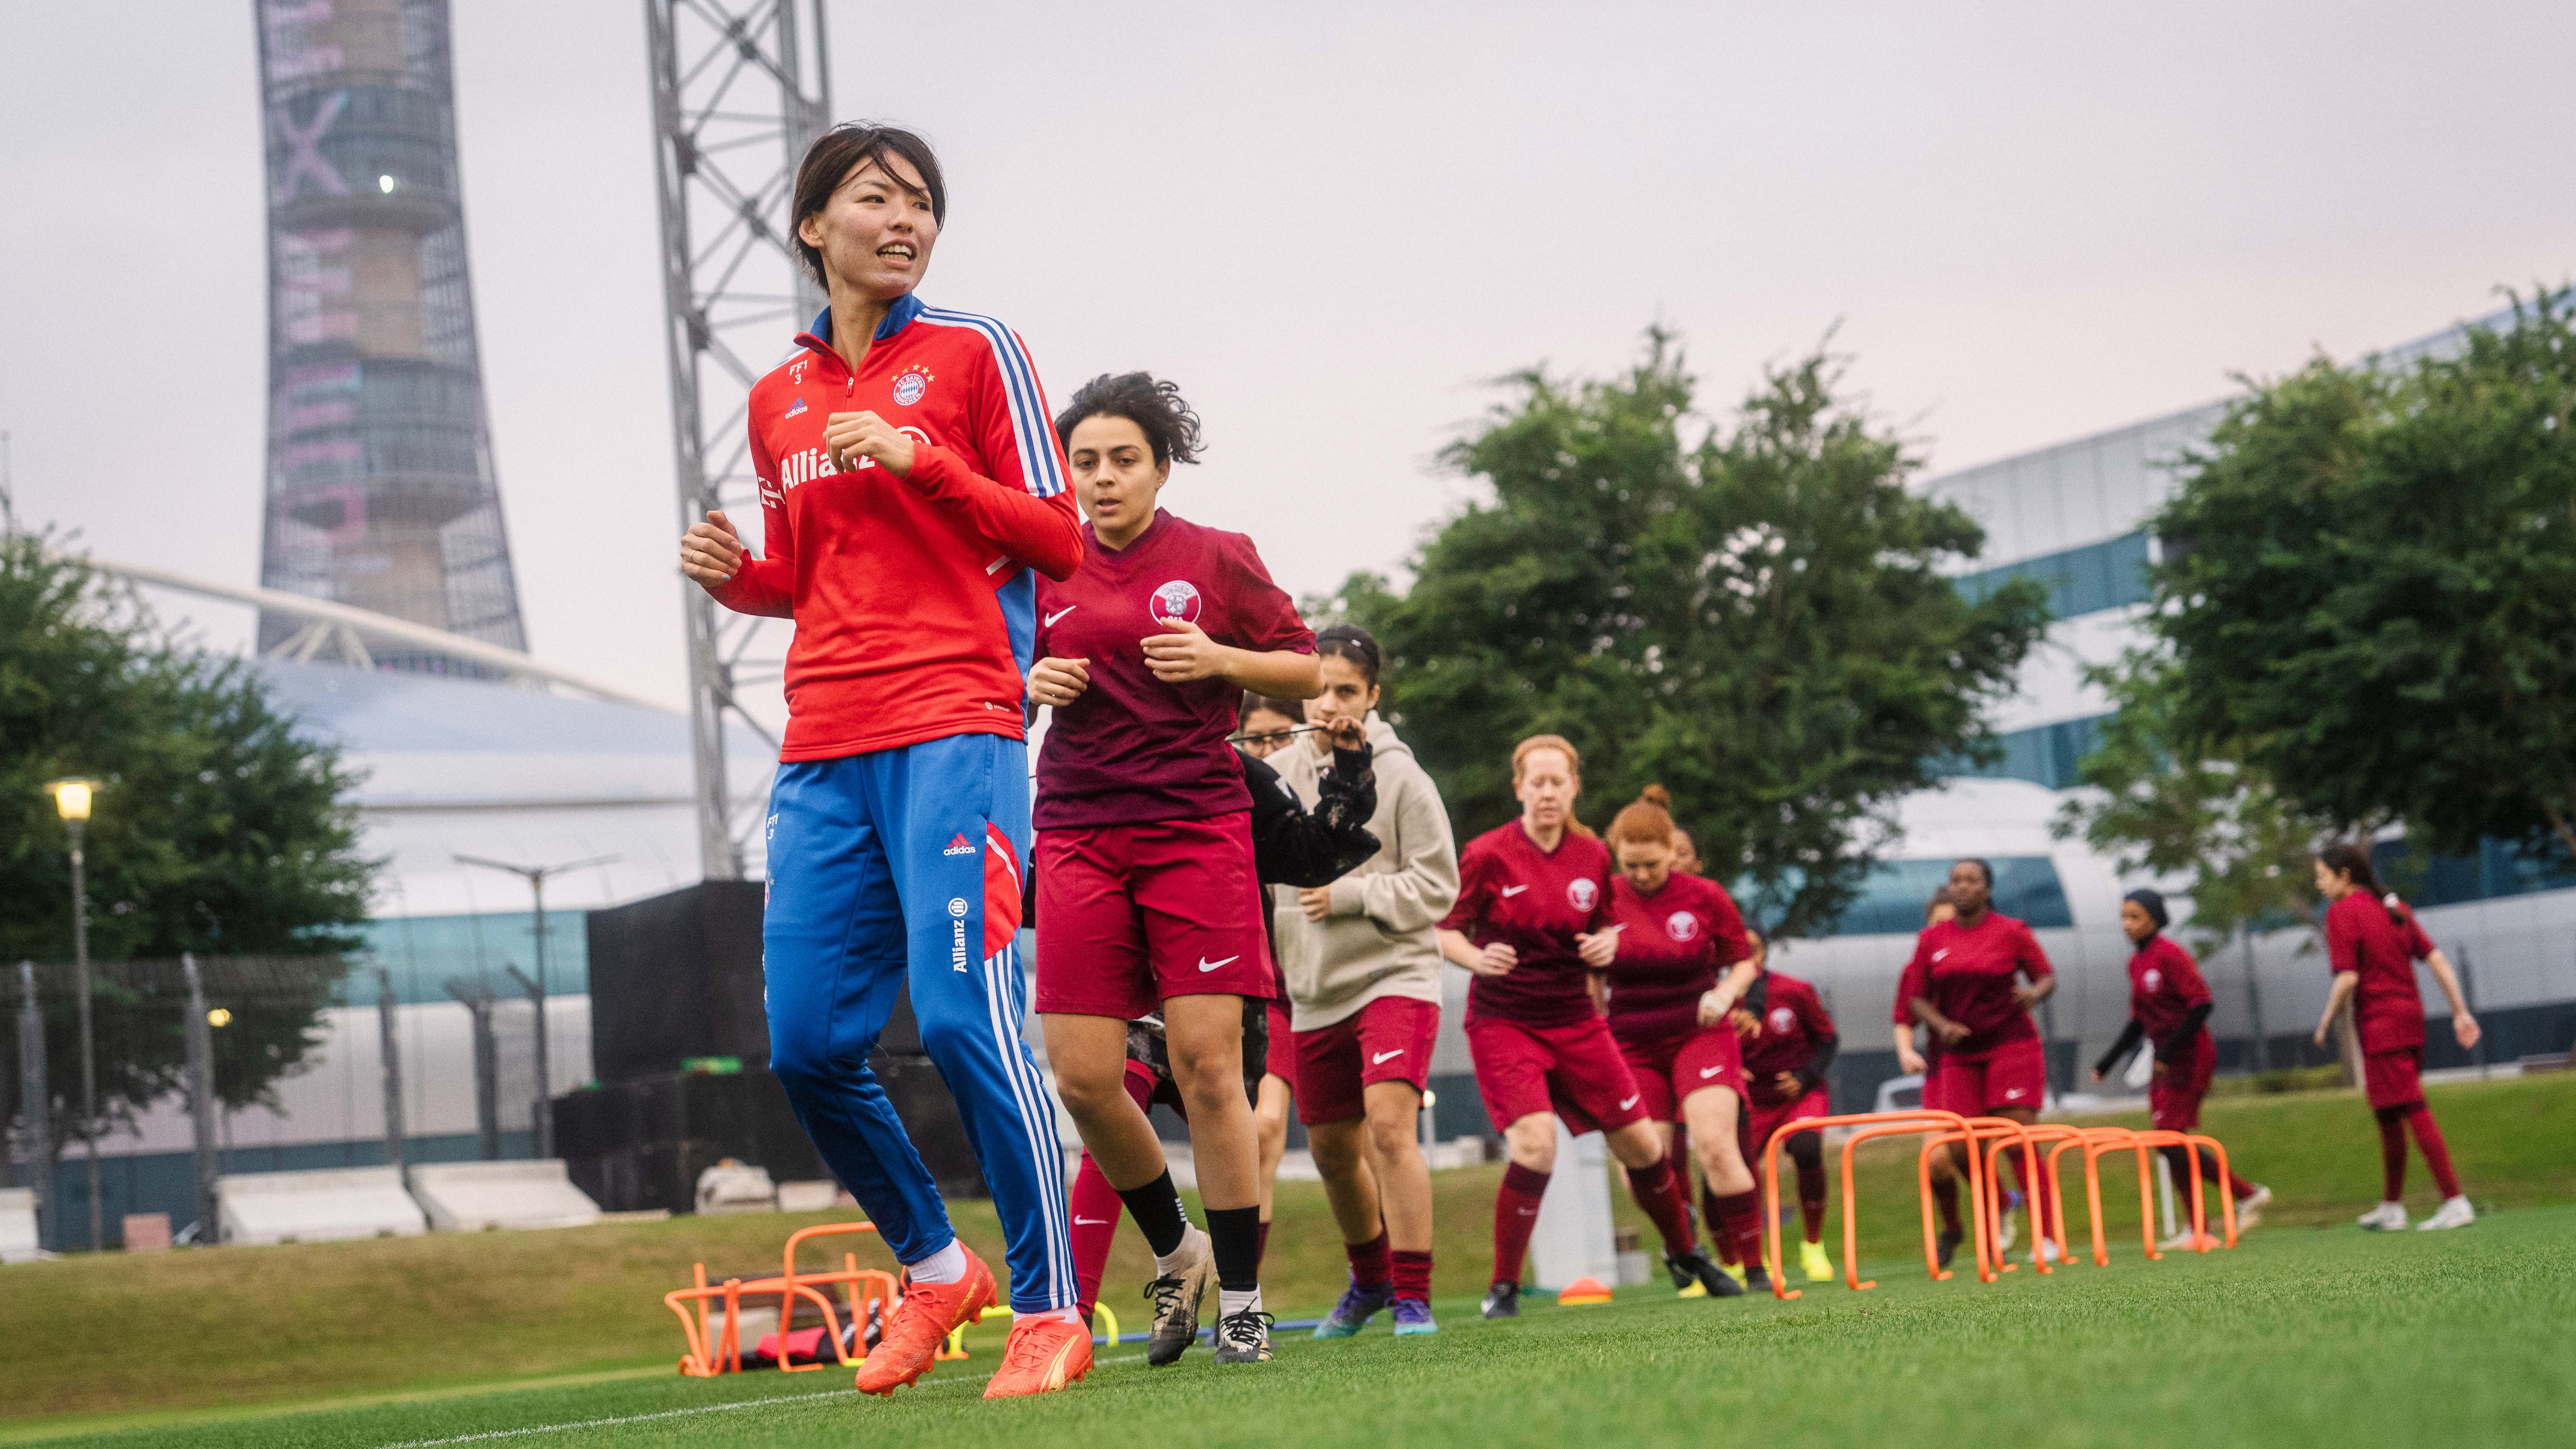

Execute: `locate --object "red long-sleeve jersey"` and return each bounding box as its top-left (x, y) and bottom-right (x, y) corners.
top-left (712, 295), bottom-right (1082, 760)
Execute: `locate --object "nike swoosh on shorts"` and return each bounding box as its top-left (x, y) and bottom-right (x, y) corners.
top-left (1372, 1049), bottom-right (1405, 1064)
top-left (1074, 1217), bottom-right (1109, 1225)
top-left (1197, 955), bottom-right (1240, 972)
top-left (1700, 1066), bottom-right (1725, 1078)
top-left (1619, 1095), bottom-right (1641, 1110)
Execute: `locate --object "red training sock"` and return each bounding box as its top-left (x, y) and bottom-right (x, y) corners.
top-left (1067, 1152), bottom-right (1124, 1320)
top-left (2405, 1104), bottom-right (2462, 1199)
top-left (1345, 1229), bottom-right (1392, 1287)
top-left (1932, 1174), bottom-right (1962, 1235)
top-left (2376, 1109), bottom-right (2409, 1200)
top-left (1796, 1158), bottom-right (1828, 1243)
top-left (1392, 1249), bottom-right (1432, 1302)
top-left (2006, 1150), bottom-right (2055, 1247)
top-left (1700, 1185), bottom-right (1738, 1264)
top-left (1492, 1162), bottom-right (1550, 1286)
top-left (1711, 1189), bottom-right (1765, 1273)
top-left (1626, 1157), bottom-right (1697, 1259)
top-left (1257, 1217), bottom-right (1270, 1270)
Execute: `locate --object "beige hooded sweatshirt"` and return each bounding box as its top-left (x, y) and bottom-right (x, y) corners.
top-left (1267, 712), bottom-right (1459, 1031)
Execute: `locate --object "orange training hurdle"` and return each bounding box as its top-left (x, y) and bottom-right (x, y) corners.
top-left (663, 1220), bottom-right (903, 1377)
top-left (1758, 1109), bottom-right (1988, 1300)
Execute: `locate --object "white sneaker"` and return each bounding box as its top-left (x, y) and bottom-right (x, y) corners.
top-left (2236, 1185), bottom-right (2272, 1230)
top-left (1994, 1196), bottom-right (2020, 1252)
top-left (2031, 1237), bottom-right (2063, 1265)
top-left (2357, 1201), bottom-right (2408, 1231)
top-left (2159, 1228), bottom-right (2205, 1251)
top-left (2415, 1196), bottom-right (2475, 1231)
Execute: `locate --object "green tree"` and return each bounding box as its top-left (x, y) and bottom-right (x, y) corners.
top-left (2054, 648), bottom-right (2333, 947)
top-left (0, 532), bottom-right (374, 1168)
top-left (2153, 289), bottom-right (2576, 863)
top-left (1328, 331), bottom-right (2048, 936)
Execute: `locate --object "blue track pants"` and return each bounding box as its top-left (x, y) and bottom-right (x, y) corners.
top-left (762, 732), bottom-right (1071, 1311)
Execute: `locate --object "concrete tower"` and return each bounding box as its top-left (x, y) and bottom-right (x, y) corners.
top-left (254, 0), bottom-right (526, 669)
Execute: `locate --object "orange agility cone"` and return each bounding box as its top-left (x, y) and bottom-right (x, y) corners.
top-left (1557, 1276), bottom-right (1613, 1305)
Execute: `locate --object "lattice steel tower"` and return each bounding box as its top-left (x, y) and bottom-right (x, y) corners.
top-left (254, 0), bottom-right (527, 670)
top-left (647, 0), bottom-right (833, 879)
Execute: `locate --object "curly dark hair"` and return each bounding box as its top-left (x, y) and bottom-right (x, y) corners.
top-left (1054, 372), bottom-right (1205, 467)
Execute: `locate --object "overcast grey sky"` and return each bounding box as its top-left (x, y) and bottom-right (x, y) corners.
top-left (4, 1), bottom-right (2571, 710)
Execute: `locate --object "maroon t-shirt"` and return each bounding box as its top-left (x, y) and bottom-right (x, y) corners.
top-left (1032, 511), bottom-right (1313, 829)
top-left (2127, 933), bottom-right (2211, 1045)
top-left (1741, 971), bottom-right (1836, 1106)
top-left (1898, 911), bottom-right (2053, 1058)
top-left (1440, 823), bottom-right (1614, 1028)
top-left (1603, 871), bottom-right (1750, 1044)
top-left (2325, 893), bottom-right (2435, 1054)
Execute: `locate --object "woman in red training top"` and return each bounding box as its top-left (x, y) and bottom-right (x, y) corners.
top-left (1027, 372), bottom-right (1319, 1367)
top-left (1600, 786), bottom-right (1760, 1297)
top-left (1732, 930), bottom-right (1841, 1284)
top-left (1902, 858), bottom-right (2058, 1267)
top-left (1437, 738), bottom-right (1724, 1318)
top-left (2090, 888), bottom-right (2271, 1243)
top-left (2312, 844), bottom-right (2481, 1232)
top-left (1891, 888), bottom-right (1957, 1079)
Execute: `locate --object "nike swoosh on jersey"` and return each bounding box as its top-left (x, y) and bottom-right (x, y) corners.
top-left (1933, 948), bottom-right (1950, 961)
top-left (1074, 1216), bottom-right (1109, 1225)
top-left (1043, 605), bottom-right (1078, 627)
top-left (1372, 1049), bottom-right (1405, 1064)
top-left (1499, 884), bottom-right (1529, 897)
top-left (1197, 954), bottom-right (1241, 972)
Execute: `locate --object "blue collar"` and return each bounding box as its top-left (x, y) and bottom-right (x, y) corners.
top-left (804, 293), bottom-right (924, 351)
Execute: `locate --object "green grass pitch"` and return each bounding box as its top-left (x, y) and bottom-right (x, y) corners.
top-left (20, 1202), bottom-right (2576, 1449)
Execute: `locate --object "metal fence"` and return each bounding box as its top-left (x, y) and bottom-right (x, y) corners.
top-left (3, 953), bottom-right (563, 1252)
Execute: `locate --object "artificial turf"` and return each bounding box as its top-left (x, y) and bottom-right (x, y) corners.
top-left (17, 1201), bottom-right (2575, 1449)
top-left (3, 1072), bottom-right (2570, 1445)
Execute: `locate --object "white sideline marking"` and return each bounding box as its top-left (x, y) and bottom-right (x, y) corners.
top-left (375, 1355), bottom-right (1145, 1447)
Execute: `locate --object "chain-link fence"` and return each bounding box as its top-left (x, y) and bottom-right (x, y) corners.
top-left (3, 952), bottom-right (581, 1252)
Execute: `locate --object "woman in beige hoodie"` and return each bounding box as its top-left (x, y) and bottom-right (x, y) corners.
top-left (1266, 625), bottom-right (1460, 1336)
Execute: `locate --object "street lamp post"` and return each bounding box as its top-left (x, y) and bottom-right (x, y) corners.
top-left (453, 853), bottom-right (616, 1160)
top-left (47, 778), bottom-right (99, 1252)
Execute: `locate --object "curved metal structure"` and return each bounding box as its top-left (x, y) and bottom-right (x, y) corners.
top-left (254, 0), bottom-right (528, 672)
top-left (94, 554), bottom-right (659, 710)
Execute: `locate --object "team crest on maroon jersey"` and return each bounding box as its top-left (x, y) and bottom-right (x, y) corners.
top-left (1149, 580), bottom-right (1203, 625)
top-left (2143, 968), bottom-right (2162, 991)
top-left (1769, 1005), bottom-right (1796, 1033)
top-left (1665, 910), bottom-right (1698, 943)
top-left (1567, 877), bottom-right (1598, 912)
top-left (893, 366), bottom-right (933, 406)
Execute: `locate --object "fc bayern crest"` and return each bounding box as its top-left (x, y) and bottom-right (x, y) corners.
top-left (1665, 910), bottom-right (1699, 943)
top-left (1567, 877), bottom-right (1599, 912)
top-left (892, 367), bottom-right (932, 406)
top-left (1149, 580), bottom-right (1203, 625)
top-left (1770, 1006), bottom-right (1796, 1033)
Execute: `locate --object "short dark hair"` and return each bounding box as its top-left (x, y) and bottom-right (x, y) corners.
top-left (1955, 857), bottom-right (1995, 888)
top-left (1315, 624), bottom-right (1382, 687)
top-left (1055, 372), bottom-right (1204, 467)
top-left (791, 123), bottom-right (946, 289)
top-left (1239, 692), bottom-right (1302, 725)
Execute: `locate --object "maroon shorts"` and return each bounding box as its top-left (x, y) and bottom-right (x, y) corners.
top-left (2363, 1046), bottom-right (2425, 1111)
top-left (1466, 1013), bottom-right (1650, 1138)
top-left (1033, 811), bottom-right (1274, 1019)
top-left (1263, 1000), bottom-right (1298, 1088)
top-left (1616, 1024), bottom-right (1746, 1124)
top-left (1926, 1035), bottom-right (2047, 1116)
top-left (1293, 996), bottom-right (1440, 1125)
top-left (2148, 1033), bottom-right (2217, 1131)
top-left (1742, 1087), bottom-right (1831, 1159)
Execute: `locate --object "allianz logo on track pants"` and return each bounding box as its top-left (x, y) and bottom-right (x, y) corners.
top-left (762, 731), bottom-right (1071, 1311)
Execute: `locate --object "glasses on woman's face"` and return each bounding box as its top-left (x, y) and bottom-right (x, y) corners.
top-left (1236, 723), bottom-right (1297, 757)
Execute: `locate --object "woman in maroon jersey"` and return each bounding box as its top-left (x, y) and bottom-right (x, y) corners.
top-left (1026, 372), bottom-right (1319, 1365)
top-left (2311, 844), bottom-right (2481, 1232)
top-left (2090, 887), bottom-right (2271, 1242)
top-left (1731, 930), bottom-right (1842, 1283)
top-left (1599, 786), bottom-right (1761, 1296)
top-left (1436, 737), bottom-right (1721, 1317)
top-left (1902, 859), bottom-right (2059, 1267)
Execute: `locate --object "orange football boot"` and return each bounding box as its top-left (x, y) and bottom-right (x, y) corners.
top-left (854, 1247), bottom-right (998, 1396)
top-left (982, 1312), bottom-right (1094, 1398)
